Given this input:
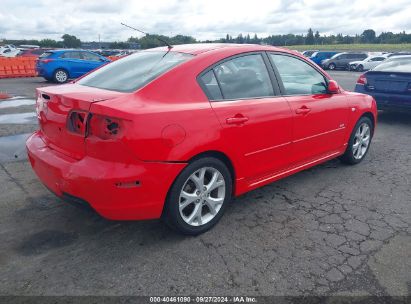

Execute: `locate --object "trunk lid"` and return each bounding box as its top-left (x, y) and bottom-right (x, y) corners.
top-left (366, 71), bottom-right (411, 94)
top-left (36, 84), bottom-right (125, 159)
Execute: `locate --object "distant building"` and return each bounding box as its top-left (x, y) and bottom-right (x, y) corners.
top-left (81, 41), bottom-right (140, 49)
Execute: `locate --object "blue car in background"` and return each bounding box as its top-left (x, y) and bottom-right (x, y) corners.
top-left (309, 51), bottom-right (339, 65)
top-left (355, 56), bottom-right (411, 111)
top-left (36, 50), bottom-right (110, 83)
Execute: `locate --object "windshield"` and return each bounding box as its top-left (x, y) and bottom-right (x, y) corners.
top-left (373, 57), bottom-right (411, 73)
top-left (330, 53), bottom-right (342, 59)
top-left (77, 51), bottom-right (193, 92)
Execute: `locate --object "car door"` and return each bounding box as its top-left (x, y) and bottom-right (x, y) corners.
top-left (60, 51), bottom-right (84, 77)
top-left (80, 51), bottom-right (106, 73)
top-left (199, 53), bottom-right (294, 180)
top-left (334, 54), bottom-right (347, 68)
top-left (268, 53), bottom-right (350, 165)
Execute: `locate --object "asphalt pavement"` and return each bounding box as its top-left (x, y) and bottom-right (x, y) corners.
top-left (0, 72), bottom-right (410, 298)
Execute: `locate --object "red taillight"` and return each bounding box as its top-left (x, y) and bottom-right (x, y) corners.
top-left (357, 74), bottom-right (367, 85)
top-left (88, 114), bottom-right (123, 140)
top-left (40, 59), bottom-right (54, 64)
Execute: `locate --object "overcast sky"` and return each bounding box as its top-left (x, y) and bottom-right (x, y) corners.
top-left (2, 0), bottom-right (411, 42)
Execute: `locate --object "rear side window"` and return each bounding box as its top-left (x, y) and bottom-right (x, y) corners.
top-left (212, 54), bottom-right (274, 100)
top-left (200, 70), bottom-right (223, 100)
top-left (61, 52), bottom-right (81, 59)
top-left (78, 51), bottom-right (193, 92)
top-left (355, 54), bottom-right (367, 60)
top-left (270, 54), bottom-right (327, 95)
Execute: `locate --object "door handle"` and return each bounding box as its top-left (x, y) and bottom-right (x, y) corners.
top-left (295, 106), bottom-right (311, 115)
top-left (226, 115), bottom-right (249, 125)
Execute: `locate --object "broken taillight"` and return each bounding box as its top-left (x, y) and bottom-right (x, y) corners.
top-left (87, 114), bottom-right (123, 140)
top-left (67, 111), bottom-right (89, 135)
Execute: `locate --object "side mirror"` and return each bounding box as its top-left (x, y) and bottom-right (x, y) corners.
top-left (327, 80), bottom-right (340, 94)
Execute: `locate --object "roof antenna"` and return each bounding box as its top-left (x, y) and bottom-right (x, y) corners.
top-left (121, 22), bottom-right (173, 50)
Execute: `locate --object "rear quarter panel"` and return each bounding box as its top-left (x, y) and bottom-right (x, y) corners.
top-left (343, 91), bottom-right (377, 140)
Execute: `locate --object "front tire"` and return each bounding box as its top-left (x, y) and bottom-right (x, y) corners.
top-left (340, 117), bottom-right (373, 165)
top-left (328, 63), bottom-right (336, 70)
top-left (163, 157), bottom-right (232, 235)
top-left (53, 69), bottom-right (69, 83)
top-left (357, 65), bottom-right (364, 72)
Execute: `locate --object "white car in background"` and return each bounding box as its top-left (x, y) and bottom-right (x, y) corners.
top-left (349, 54), bottom-right (390, 72)
top-left (0, 44), bottom-right (21, 57)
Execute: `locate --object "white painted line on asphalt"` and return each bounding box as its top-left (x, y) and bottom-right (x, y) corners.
top-left (0, 98), bottom-right (36, 109)
top-left (0, 112), bottom-right (37, 124)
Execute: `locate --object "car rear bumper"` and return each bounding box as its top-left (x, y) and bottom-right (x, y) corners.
top-left (26, 131), bottom-right (186, 220)
top-left (354, 85), bottom-right (411, 110)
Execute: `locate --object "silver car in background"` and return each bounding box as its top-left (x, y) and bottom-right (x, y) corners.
top-left (349, 54), bottom-right (390, 72)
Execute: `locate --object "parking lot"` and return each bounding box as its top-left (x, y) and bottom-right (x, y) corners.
top-left (0, 72), bottom-right (410, 297)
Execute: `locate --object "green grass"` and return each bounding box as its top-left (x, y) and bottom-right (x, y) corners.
top-left (287, 44), bottom-right (411, 52)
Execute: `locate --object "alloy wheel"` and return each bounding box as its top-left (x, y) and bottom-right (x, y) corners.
top-left (55, 70), bottom-right (67, 83)
top-left (178, 167), bottom-right (226, 226)
top-left (352, 122), bottom-right (371, 160)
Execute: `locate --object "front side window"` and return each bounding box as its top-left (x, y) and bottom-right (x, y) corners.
top-left (270, 54), bottom-right (328, 95)
top-left (81, 52), bottom-right (101, 61)
top-left (78, 51), bottom-right (193, 92)
top-left (370, 57), bottom-right (385, 62)
top-left (212, 54), bottom-right (274, 100)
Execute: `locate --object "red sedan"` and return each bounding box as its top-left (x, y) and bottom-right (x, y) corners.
top-left (27, 44), bottom-right (377, 235)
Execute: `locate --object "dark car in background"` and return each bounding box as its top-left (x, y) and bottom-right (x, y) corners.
top-left (355, 56), bottom-right (411, 111)
top-left (309, 51), bottom-right (339, 65)
top-left (322, 52), bottom-right (368, 70)
top-left (36, 49), bottom-right (111, 83)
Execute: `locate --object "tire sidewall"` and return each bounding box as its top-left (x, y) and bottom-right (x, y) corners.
top-left (357, 65), bottom-right (364, 72)
top-left (329, 63), bottom-right (336, 70)
top-left (164, 157), bottom-right (232, 235)
top-left (344, 117), bottom-right (373, 164)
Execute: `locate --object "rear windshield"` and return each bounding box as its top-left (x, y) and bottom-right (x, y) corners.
top-left (77, 51), bottom-right (193, 92)
top-left (373, 57), bottom-right (411, 73)
top-left (39, 52), bottom-right (53, 58)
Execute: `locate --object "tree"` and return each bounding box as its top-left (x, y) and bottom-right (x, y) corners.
top-left (61, 34), bottom-right (81, 48)
top-left (38, 39), bottom-right (62, 48)
top-left (314, 31), bottom-right (320, 44)
top-left (361, 29), bottom-right (376, 43)
top-left (306, 28), bottom-right (314, 45)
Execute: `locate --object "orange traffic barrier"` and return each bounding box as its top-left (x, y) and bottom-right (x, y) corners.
top-left (0, 57), bottom-right (38, 78)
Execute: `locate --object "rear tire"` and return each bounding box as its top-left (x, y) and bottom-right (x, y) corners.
top-left (162, 157), bottom-right (232, 235)
top-left (53, 69), bottom-right (69, 83)
top-left (340, 116), bottom-right (373, 165)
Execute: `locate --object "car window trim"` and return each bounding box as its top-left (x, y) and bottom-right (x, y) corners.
top-left (196, 51), bottom-right (282, 102)
top-left (266, 51), bottom-right (332, 97)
